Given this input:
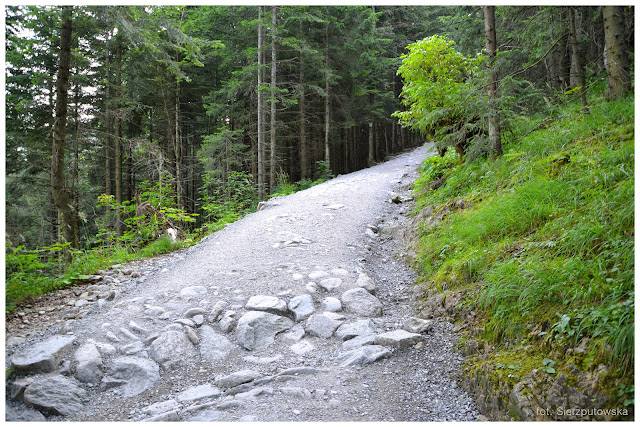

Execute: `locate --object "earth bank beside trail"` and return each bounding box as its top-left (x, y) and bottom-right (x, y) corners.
top-left (6, 145), bottom-right (480, 422)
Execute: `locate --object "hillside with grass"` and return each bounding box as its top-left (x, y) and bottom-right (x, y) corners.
top-left (411, 95), bottom-right (634, 420)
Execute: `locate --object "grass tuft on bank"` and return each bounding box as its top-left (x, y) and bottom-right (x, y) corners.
top-left (412, 94), bottom-right (634, 376)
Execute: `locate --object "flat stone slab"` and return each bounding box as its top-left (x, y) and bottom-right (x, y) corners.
top-left (11, 335), bottom-right (76, 374)
top-left (215, 370), bottom-right (263, 389)
top-left (342, 334), bottom-right (376, 351)
top-left (336, 345), bottom-right (391, 367)
top-left (245, 295), bottom-right (288, 313)
top-left (22, 375), bottom-right (87, 416)
top-left (177, 384), bottom-right (221, 403)
top-left (374, 329), bottom-right (422, 349)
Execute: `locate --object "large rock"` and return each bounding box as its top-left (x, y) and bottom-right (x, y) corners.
top-left (335, 319), bottom-right (375, 341)
top-left (149, 330), bottom-right (195, 369)
top-left (11, 335), bottom-right (76, 374)
top-left (403, 317), bottom-right (434, 334)
top-left (335, 345), bottom-right (391, 367)
top-left (374, 329), bottom-right (422, 350)
top-left (318, 278), bottom-right (342, 291)
top-left (215, 370), bottom-right (263, 389)
top-left (304, 313), bottom-right (344, 338)
top-left (342, 334), bottom-right (376, 351)
top-left (245, 295), bottom-right (288, 313)
top-left (340, 288), bottom-right (383, 317)
top-left (199, 325), bottom-right (234, 361)
top-left (5, 404), bottom-right (46, 422)
top-left (235, 311), bottom-right (293, 350)
top-left (321, 297), bottom-right (342, 312)
top-left (287, 295), bottom-right (315, 321)
top-left (102, 356), bottom-right (160, 397)
top-left (22, 375), bottom-right (87, 416)
top-left (74, 342), bottom-right (103, 383)
top-left (355, 272), bottom-right (377, 295)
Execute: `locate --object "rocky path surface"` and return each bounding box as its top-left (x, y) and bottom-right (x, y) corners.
top-left (5, 145), bottom-right (479, 422)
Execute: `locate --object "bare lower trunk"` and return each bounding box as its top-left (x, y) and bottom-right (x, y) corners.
top-left (484, 6), bottom-right (502, 158)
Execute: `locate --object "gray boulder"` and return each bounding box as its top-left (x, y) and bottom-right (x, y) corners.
top-left (177, 384), bottom-right (221, 403)
top-left (245, 295), bottom-right (288, 313)
top-left (341, 288), bottom-right (383, 317)
top-left (342, 334), bottom-right (376, 351)
top-left (403, 317), bottom-right (434, 334)
top-left (102, 356), bottom-right (160, 397)
top-left (319, 278), bottom-right (342, 291)
top-left (335, 345), bottom-right (391, 367)
top-left (199, 325), bottom-right (234, 361)
top-left (321, 297), bottom-right (342, 312)
top-left (335, 319), bottom-right (375, 341)
top-left (5, 404), bottom-right (46, 422)
top-left (305, 313), bottom-right (344, 338)
top-left (149, 330), bottom-right (195, 369)
top-left (73, 342), bottom-right (103, 383)
top-left (11, 335), bottom-right (76, 374)
top-left (355, 272), bottom-right (377, 295)
top-left (288, 295), bottom-right (315, 321)
top-left (374, 329), bottom-right (422, 349)
top-left (22, 375), bottom-right (87, 416)
top-left (235, 311), bottom-right (294, 350)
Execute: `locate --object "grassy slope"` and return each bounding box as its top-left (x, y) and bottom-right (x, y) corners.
top-left (412, 95), bottom-right (634, 406)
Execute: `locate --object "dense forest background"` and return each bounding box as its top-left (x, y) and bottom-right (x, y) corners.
top-left (5, 6), bottom-right (633, 304)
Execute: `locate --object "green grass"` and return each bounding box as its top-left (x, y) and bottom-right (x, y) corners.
top-left (413, 94), bottom-right (634, 373)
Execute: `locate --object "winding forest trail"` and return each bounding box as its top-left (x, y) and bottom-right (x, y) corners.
top-left (5, 145), bottom-right (479, 422)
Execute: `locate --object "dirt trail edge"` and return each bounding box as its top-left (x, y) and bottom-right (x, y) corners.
top-left (5, 144), bottom-right (479, 422)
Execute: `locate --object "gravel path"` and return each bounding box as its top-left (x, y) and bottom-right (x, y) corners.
top-left (5, 145), bottom-right (479, 422)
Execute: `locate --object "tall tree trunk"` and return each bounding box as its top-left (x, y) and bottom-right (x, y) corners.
top-left (257, 6), bottom-right (265, 200)
top-left (51, 6), bottom-right (79, 254)
top-left (484, 6), bottom-right (502, 158)
top-left (368, 121), bottom-right (374, 166)
top-left (324, 26), bottom-right (330, 167)
top-left (269, 6), bottom-right (277, 190)
top-left (568, 6), bottom-right (589, 113)
top-left (602, 6), bottom-right (631, 99)
top-left (104, 32), bottom-right (112, 196)
top-left (114, 38), bottom-right (123, 237)
top-left (299, 20), bottom-right (308, 180)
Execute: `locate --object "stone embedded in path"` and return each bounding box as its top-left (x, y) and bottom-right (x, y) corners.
top-left (355, 272), bottom-right (377, 295)
top-left (5, 405), bottom-right (46, 422)
top-left (374, 329), bottom-right (422, 350)
top-left (336, 345), bottom-right (391, 368)
top-left (235, 311), bottom-right (294, 350)
top-left (218, 311), bottom-right (237, 333)
top-left (304, 313), bottom-right (344, 338)
top-left (290, 340), bottom-right (315, 355)
top-left (179, 286), bottom-right (207, 299)
top-left (308, 271), bottom-right (330, 281)
top-left (335, 319), bottom-right (375, 341)
top-left (143, 399), bottom-right (180, 416)
top-left (403, 317), bottom-right (434, 334)
top-left (209, 300), bottom-right (229, 322)
top-left (321, 297), bottom-right (342, 312)
top-left (199, 325), bottom-right (234, 361)
top-left (102, 356), bottom-right (160, 397)
top-left (11, 334), bottom-right (76, 374)
top-left (340, 287), bottom-right (383, 317)
top-left (73, 342), bottom-right (104, 384)
top-left (22, 375), bottom-right (87, 416)
top-left (215, 370), bottom-right (263, 389)
top-left (319, 277), bottom-right (343, 291)
top-left (245, 295), bottom-right (288, 314)
top-left (188, 409), bottom-right (222, 421)
top-left (177, 383), bottom-right (221, 403)
top-left (342, 334), bottom-right (376, 351)
top-left (287, 294), bottom-right (315, 321)
top-left (149, 330), bottom-right (195, 370)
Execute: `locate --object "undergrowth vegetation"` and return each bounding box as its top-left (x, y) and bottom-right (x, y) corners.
top-left (6, 172), bottom-right (328, 313)
top-left (412, 95), bottom-right (634, 376)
